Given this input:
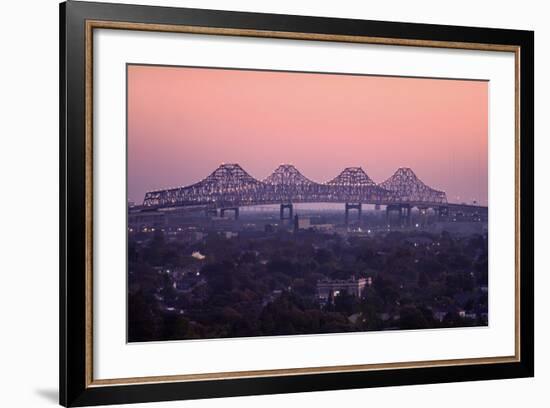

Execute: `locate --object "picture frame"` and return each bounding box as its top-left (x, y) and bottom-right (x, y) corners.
top-left (60, 1), bottom-right (534, 406)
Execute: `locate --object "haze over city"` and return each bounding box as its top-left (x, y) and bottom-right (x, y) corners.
top-left (127, 64), bottom-right (488, 205)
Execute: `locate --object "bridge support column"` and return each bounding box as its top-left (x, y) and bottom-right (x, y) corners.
top-left (418, 206), bottom-right (428, 226)
top-left (220, 207), bottom-right (239, 220)
top-left (345, 203), bottom-right (362, 226)
top-left (401, 204), bottom-right (411, 227)
top-left (386, 204), bottom-right (410, 227)
top-left (280, 203), bottom-right (293, 221)
top-left (386, 205), bottom-right (394, 225)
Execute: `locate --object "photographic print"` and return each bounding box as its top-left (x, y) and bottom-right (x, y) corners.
top-left (60, 4), bottom-right (533, 404)
top-left (127, 64), bottom-right (489, 343)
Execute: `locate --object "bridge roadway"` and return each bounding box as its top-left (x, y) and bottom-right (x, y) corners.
top-left (130, 200), bottom-right (487, 226)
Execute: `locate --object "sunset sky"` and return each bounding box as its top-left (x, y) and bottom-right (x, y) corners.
top-left (127, 65), bottom-right (488, 205)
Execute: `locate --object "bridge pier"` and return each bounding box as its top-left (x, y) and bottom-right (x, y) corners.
top-left (386, 205), bottom-right (394, 225)
top-left (401, 204), bottom-right (411, 226)
top-left (220, 207), bottom-right (239, 220)
top-left (418, 206), bottom-right (428, 226)
top-left (386, 204), bottom-right (411, 227)
top-left (437, 206), bottom-right (449, 221)
top-left (345, 203), bottom-right (362, 226)
top-left (280, 203), bottom-right (293, 221)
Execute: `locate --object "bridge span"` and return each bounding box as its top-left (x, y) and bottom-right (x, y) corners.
top-left (136, 164), bottom-right (486, 225)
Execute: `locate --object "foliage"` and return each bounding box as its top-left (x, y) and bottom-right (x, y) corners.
top-left (127, 229), bottom-right (488, 342)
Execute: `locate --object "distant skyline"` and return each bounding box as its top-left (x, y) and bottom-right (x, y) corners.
top-left (128, 65), bottom-right (488, 205)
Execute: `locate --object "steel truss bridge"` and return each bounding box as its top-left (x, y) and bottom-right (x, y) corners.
top-left (138, 164), bottom-right (486, 224)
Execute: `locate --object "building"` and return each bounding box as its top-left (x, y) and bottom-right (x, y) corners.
top-left (317, 277), bottom-right (367, 302)
top-left (297, 216), bottom-right (311, 230)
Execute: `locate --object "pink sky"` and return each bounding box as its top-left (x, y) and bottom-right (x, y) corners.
top-left (128, 65), bottom-right (488, 205)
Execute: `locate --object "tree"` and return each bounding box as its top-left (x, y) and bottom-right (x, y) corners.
top-left (128, 290), bottom-right (160, 342)
top-left (373, 275), bottom-right (399, 306)
top-left (333, 290), bottom-right (359, 316)
top-left (399, 306), bottom-right (429, 330)
top-left (417, 271), bottom-right (429, 288)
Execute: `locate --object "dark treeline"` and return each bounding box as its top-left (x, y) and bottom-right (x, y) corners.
top-left (128, 229), bottom-right (488, 342)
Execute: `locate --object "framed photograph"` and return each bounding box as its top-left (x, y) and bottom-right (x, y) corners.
top-left (60, 1), bottom-right (534, 406)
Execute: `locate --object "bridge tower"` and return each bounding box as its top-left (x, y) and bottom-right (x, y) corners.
top-left (220, 207), bottom-right (239, 220)
top-left (345, 203), bottom-right (362, 226)
top-left (280, 203), bottom-right (293, 221)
